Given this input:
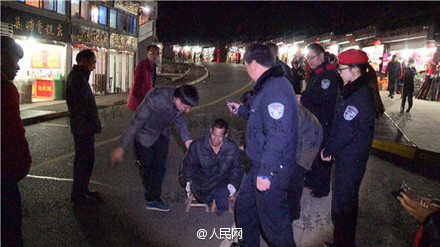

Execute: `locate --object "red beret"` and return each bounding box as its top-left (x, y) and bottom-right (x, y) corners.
top-left (338, 49), bottom-right (369, 65)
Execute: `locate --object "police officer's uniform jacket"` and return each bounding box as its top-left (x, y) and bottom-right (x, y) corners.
top-left (301, 62), bottom-right (341, 138)
top-left (119, 87), bottom-right (191, 150)
top-left (323, 73), bottom-right (375, 160)
top-left (237, 64), bottom-right (299, 180)
top-left (180, 135), bottom-right (244, 202)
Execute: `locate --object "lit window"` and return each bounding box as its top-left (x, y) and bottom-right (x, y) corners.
top-left (91, 5), bottom-right (99, 24)
top-left (99, 6), bottom-right (107, 25)
top-left (109, 9), bottom-right (116, 28)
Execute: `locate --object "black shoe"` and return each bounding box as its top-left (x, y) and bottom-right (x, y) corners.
top-left (406, 108), bottom-right (411, 113)
top-left (71, 194), bottom-right (98, 205)
top-left (230, 242), bottom-right (239, 247)
top-left (390, 95), bottom-right (394, 98)
top-left (215, 210), bottom-right (224, 216)
top-left (400, 109), bottom-right (404, 113)
top-left (311, 190), bottom-right (329, 198)
top-left (85, 190), bottom-right (103, 202)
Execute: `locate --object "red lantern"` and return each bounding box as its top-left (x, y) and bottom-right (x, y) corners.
top-left (349, 37), bottom-right (356, 44)
top-left (374, 40), bottom-right (381, 46)
top-left (314, 40), bottom-right (320, 44)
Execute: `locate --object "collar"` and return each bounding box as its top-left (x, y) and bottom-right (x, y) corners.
top-left (313, 62), bottom-right (338, 74)
top-left (72, 65), bottom-right (91, 79)
top-left (340, 74), bottom-right (368, 99)
top-left (253, 64), bottom-right (285, 93)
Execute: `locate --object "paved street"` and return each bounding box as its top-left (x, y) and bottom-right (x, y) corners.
top-left (20, 62), bottom-right (439, 247)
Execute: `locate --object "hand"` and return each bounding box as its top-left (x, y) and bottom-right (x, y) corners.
top-left (239, 145), bottom-right (245, 151)
top-left (185, 182), bottom-right (192, 198)
top-left (296, 94), bottom-right (302, 105)
top-left (397, 192), bottom-right (438, 224)
top-left (227, 102), bottom-right (240, 115)
top-left (321, 149), bottom-right (332, 161)
top-left (185, 140), bottom-right (193, 149)
top-left (110, 146), bottom-right (125, 167)
top-left (256, 176), bottom-right (271, 191)
top-left (227, 184), bottom-right (236, 196)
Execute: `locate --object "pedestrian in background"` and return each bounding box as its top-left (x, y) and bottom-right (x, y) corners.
top-left (66, 49), bottom-right (103, 205)
top-left (300, 43), bottom-right (341, 198)
top-left (386, 54), bottom-right (402, 98)
top-left (321, 49), bottom-right (384, 247)
top-left (401, 57), bottom-right (417, 113)
top-left (227, 43), bottom-right (299, 247)
top-left (1, 36), bottom-right (32, 247)
top-left (126, 45), bottom-right (160, 111)
top-left (266, 42), bottom-right (298, 93)
top-left (291, 60), bottom-right (305, 94)
top-left (111, 85), bottom-right (199, 212)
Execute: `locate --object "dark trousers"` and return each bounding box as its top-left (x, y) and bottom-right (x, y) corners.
top-left (1, 180), bottom-right (24, 247)
top-left (206, 187), bottom-right (229, 212)
top-left (304, 156), bottom-right (332, 194)
top-left (135, 135), bottom-right (169, 202)
top-left (288, 165), bottom-right (307, 219)
top-left (332, 157), bottom-right (367, 247)
top-left (236, 165), bottom-right (296, 247)
top-left (71, 132), bottom-right (95, 198)
top-left (401, 92), bottom-right (413, 111)
top-left (388, 77), bottom-right (398, 96)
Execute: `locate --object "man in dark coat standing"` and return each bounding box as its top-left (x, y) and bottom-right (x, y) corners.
top-left (1, 36), bottom-right (32, 247)
top-left (386, 55), bottom-right (402, 98)
top-left (266, 42), bottom-right (300, 93)
top-left (66, 49), bottom-right (102, 205)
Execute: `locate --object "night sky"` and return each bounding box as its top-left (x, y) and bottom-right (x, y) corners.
top-left (157, 1), bottom-right (439, 45)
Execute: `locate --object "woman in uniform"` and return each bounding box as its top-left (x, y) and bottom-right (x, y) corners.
top-left (321, 49), bottom-right (384, 247)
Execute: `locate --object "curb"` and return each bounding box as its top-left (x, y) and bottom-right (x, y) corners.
top-left (187, 67), bottom-right (210, 85)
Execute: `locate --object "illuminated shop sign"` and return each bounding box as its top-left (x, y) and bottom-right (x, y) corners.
top-left (31, 50), bottom-right (61, 69)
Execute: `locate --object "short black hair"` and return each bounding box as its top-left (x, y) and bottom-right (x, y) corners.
top-left (306, 43), bottom-right (325, 56)
top-left (244, 43), bottom-right (275, 68)
top-left (265, 42), bottom-right (279, 56)
top-left (211, 118), bottom-right (228, 134)
top-left (1, 36), bottom-right (23, 60)
top-left (76, 49), bottom-right (95, 64)
top-left (147, 45), bottom-right (160, 52)
top-left (174, 85), bottom-right (199, 107)
top-left (240, 90), bottom-right (253, 105)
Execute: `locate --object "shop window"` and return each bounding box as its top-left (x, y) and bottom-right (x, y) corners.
top-left (80, 0), bottom-right (88, 20)
top-left (18, 0), bottom-right (25, 2)
top-left (117, 11), bottom-right (123, 30)
top-left (99, 6), bottom-right (107, 25)
top-left (43, 0), bottom-right (56, 11)
top-left (109, 9), bottom-right (116, 28)
top-left (126, 15), bottom-right (131, 33)
top-left (71, 0), bottom-right (80, 17)
top-left (57, 0), bottom-right (66, 14)
top-left (90, 5), bottom-right (99, 24)
top-left (132, 16), bottom-right (137, 33)
top-left (25, 0), bottom-right (41, 8)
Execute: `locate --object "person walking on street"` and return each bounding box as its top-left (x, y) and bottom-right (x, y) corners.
top-left (386, 55), bottom-right (402, 98)
top-left (401, 58), bottom-right (417, 113)
top-left (1, 36), bottom-right (32, 247)
top-left (111, 85), bottom-right (199, 211)
top-left (227, 43), bottom-right (299, 247)
top-left (127, 45), bottom-right (160, 112)
top-left (300, 43), bottom-right (341, 198)
top-left (266, 42), bottom-right (299, 93)
top-left (66, 49), bottom-right (103, 205)
top-left (180, 118), bottom-right (244, 216)
top-left (321, 49), bottom-right (384, 247)
top-left (291, 60), bottom-right (305, 94)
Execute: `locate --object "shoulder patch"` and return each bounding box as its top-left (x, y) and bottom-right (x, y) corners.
top-left (343, 105), bottom-right (358, 121)
top-left (321, 79), bottom-right (330, 89)
top-left (268, 102), bottom-right (284, 120)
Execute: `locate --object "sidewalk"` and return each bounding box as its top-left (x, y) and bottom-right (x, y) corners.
top-left (20, 67), bottom-right (439, 162)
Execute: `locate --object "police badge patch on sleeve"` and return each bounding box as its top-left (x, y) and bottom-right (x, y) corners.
top-left (344, 105), bottom-right (359, 121)
top-left (268, 102), bottom-right (284, 120)
top-left (321, 79), bottom-right (330, 89)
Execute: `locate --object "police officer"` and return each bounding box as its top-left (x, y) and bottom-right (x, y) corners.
top-left (227, 43), bottom-right (299, 247)
top-left (300, 43), bottom-right (341, 198)
top-left (321, 49), bottom-right (384, 247)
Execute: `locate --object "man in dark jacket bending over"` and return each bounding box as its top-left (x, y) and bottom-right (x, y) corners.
top-left (181, 118), bottom-right (244, 216)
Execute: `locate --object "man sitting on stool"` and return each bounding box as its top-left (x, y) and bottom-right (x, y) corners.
top-left (180, 119), bottom-right (244, 215)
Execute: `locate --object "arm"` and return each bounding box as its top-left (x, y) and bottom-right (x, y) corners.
top-left (229, 145), bottom-right (245, 191)
top-left (181, 143), bottom-right (200, 185)
top-left (174, 112), bottom-right (192, 146)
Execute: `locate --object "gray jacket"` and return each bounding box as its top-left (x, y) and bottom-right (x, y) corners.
top-left (297, 105), bottom-right (323, 170)
top-left (120, 87), bottom-right (191, 149)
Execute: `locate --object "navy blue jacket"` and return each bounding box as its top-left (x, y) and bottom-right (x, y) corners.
top-left (181, 134), bottom-right (244, 202)
top-left (237, 65), bottom-right (299, 179)
top-left (301, 62), bottom-right (341, 138)
top-left (323, 74), bottom-right (375, 160)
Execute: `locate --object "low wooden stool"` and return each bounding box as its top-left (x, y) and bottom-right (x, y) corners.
top-left (185, 194), bottom-right (210, 212)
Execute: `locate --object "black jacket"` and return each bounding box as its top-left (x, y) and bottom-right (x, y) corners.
top-left (181, 135), bottom-right (244, 202)
top-left (403, 66), bottom-right (417, 94)
top-left (323, 74), bottom-right (375, 160)
top-left (237, 65), bottom-right (299, 181)
top-left (301, 62), bottom-right (341, 138)
top-left (296, 105), bottom-right (323, 170)
top-left (66, 65), bottom-right (101, 135)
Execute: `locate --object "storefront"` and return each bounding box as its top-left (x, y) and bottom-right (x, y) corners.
top-left (1, 5), bottom-right (70, 103)
top-left (108, 33), bottom-right (136, 94)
